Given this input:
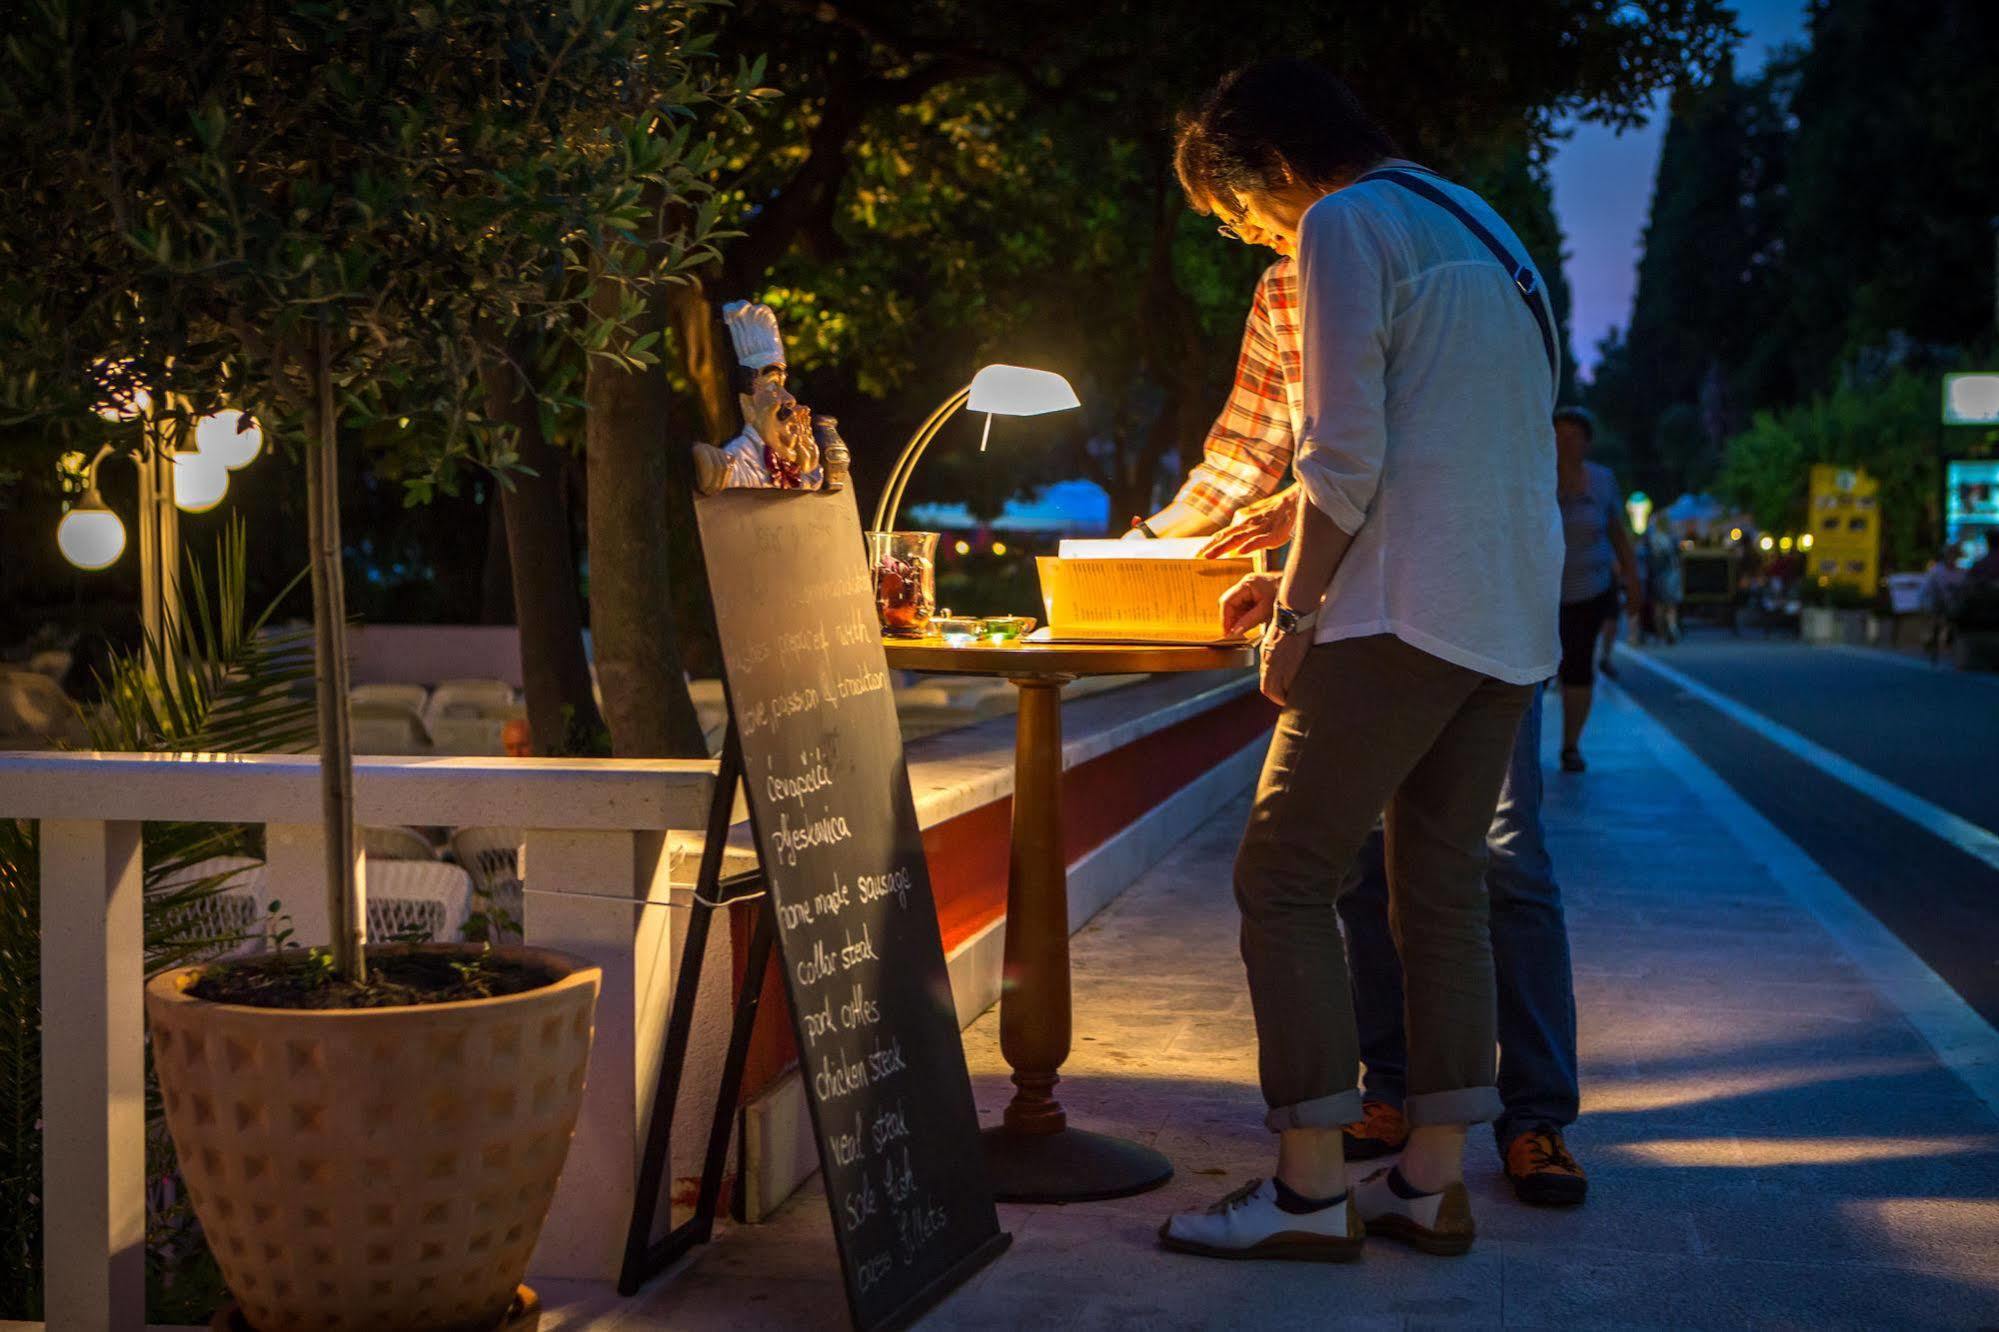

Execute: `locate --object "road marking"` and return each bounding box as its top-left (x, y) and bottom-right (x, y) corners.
top-left (1600, 684), bottom-right (1999, 1117)
top-left (1622, 647), bottom-right (1999, 875)
top-left (1820, 642), bottom-right (1999, 685)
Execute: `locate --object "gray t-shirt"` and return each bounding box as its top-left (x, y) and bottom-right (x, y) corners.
top-left (1559, 461), bottom-right (1623, 604)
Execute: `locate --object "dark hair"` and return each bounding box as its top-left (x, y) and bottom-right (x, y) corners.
top-left (1174, 59), bottom-right (1398, 213)
top-left (1553, 406), bottom-right (1596, 441)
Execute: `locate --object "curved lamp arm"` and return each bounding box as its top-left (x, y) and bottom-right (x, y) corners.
top-left (871, 384), bottom-right (970, 534)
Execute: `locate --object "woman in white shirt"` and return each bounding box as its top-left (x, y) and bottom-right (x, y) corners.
top-left (1159, 59), bottom-right (1561, 1264)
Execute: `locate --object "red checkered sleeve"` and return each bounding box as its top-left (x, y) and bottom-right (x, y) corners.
top-left (1172, 264), bottom-right (1296, 524)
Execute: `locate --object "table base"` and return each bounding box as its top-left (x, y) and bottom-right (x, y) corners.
top-left (981, 1124), bottom-right (1173, 1203)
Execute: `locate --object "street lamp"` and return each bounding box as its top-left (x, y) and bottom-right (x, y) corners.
top-left (56, 479), bottom-right (127, 571)
top-left (196, 409), bottom-right (264, 469)
top-left (59, 376), bottom-right (265, 642)
top-left (870, 364), bottom-right (1080, 535)
top-left (172, 448), bottom-right (230, 512)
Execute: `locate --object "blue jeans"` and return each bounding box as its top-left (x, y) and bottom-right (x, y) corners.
top-left (1336, 683), bottom-right (1579, 1149)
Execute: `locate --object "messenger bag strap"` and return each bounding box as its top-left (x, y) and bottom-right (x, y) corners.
top-left (1359, 167), bottom-right (1558, 385)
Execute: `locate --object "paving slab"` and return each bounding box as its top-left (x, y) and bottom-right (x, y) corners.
top-left (555, 684), bottom-right (1999, 1329)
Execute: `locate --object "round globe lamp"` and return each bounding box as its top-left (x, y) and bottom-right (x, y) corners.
top-left (172, 449), bottom-right (230, 513)
top-left (58, 492), bottom-right (128, 570)
top-left (196, 410), bottom-right (264, 470)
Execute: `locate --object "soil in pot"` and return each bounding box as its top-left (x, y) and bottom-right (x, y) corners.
top-left (189, 947), bottom-right (558, 1009)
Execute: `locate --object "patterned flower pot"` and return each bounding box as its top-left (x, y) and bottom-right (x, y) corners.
top-left (147, 946), bottom-right (600, 1332)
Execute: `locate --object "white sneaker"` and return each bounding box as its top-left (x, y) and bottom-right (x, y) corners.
top-left (1352, 1167), bottom-right (1475, 1256)
top-left (1159, 1178), bottom-right (1363, 1262)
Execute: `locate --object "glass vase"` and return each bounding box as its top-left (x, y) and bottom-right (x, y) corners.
top-left (869, 530), bottom-right (939, 638)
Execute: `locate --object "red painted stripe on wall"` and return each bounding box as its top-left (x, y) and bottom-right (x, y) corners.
top-left (734, 688), bottom-right (1275, 1101)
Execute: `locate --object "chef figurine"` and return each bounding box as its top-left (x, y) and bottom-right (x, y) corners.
top-left (691, 300), bottom-right (823, 494)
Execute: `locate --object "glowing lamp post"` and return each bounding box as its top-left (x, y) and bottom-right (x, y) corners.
top-left (59, 366), bottom-right (267, 641)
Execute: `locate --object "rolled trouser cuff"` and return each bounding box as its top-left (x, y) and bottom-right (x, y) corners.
top-left (1263, 1088), bottom-right (1366, 1133)
top-left (1404, 1086), bottom-right (1504, 1128)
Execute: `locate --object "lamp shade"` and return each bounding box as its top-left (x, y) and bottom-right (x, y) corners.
top-left (195, 410), bottom-right (263, 469)
top-left (58, 500), bottom-right (126, 570)
top-left (967, 364), bottom-right (1080, 417)
top-left (172, 449), bottom-right (230, 513)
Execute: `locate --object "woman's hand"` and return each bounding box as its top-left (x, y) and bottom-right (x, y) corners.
top-left (1200, 484), bottom-right (1299, 557)
top-left (1220, 573), bottom-right (1280, 637)
top-left (1259, 627), bottom-right (1311, 706)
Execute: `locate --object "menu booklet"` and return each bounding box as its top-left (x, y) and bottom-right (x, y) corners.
top-left (1033, 539), bottom-right (1258, 646)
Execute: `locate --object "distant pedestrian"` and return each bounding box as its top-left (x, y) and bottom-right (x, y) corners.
top-left (1971, 529), bottom-right (1999, 584)
top-left (1554, 407), bottom-right (1641, 773)
top-left (1640, 523), bottom-right (1684, 644)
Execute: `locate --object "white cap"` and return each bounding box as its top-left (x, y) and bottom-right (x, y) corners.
top-left (722, 301), bottom-right (786, 372)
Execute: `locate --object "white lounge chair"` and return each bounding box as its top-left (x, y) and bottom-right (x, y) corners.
top-left (360, 824), bottom-right (438, 863)
top-left (153, 855), bottom-right (267, 961)
top-left (365, 860), bottom-right (475, 944)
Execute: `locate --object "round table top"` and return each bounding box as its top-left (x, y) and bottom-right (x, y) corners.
top-left (883, 637), bottom-right (1255, 679)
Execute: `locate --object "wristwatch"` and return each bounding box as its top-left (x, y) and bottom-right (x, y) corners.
top-left (1273, 602), bottom-right (1319, 637)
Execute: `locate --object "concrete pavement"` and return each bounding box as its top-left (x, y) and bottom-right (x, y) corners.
top-left (542, 681), bottom-right (1999, 1329)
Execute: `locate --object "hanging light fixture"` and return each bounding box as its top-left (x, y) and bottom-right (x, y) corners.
top-left (172, 448), bottom-right (230, 512)
top-left (195, 409), bottom-right (264, 469)
top-left (57, 485), bottom-right (128, 571)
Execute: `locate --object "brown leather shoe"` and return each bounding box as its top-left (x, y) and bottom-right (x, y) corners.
top-left (1505, 1129), bottom-right (1588, 1206)
top-left (1340, 1100), bottom-right (1408, 1161)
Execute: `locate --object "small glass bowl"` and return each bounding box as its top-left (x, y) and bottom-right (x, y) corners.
top-left (980, 615), bottom-right (1036, 643)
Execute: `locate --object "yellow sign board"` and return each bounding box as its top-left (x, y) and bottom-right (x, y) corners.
top-left (1807, 465), bottom-right (1880, 596)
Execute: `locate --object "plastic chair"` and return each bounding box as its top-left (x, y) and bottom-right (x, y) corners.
top-left (349, 700), bottom-right (431, 755)
top-left (424, 678), bottom-right (518, 731)
top-left (365, 860), bottom-right (475, 943)
top-left (153, 855), bottom-right (267, 961)
top-left (350, 682), bottom-right (431, 714)
top-left (430, 716), bottom-right (507, 755)
top-left (360, 824), bottom-right (439, 862)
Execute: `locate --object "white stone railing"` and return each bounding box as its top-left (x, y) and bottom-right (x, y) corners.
top-left (0, 750), bottom-right (718, 1331)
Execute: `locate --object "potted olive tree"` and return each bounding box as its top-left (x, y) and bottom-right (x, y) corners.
top-left (1, 2), bottom-right (753, 1325)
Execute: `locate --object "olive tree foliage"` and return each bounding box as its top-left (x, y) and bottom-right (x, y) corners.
top-left (666, 0), bottom-right (1740, 522)
top-left (0, 0), bottom-right (760, 981)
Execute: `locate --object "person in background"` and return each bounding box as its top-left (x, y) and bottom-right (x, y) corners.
top-left (1970, 528), bottom-right (1999, 584)
top-left (1553, 407), bottom-right (1641, 773)
top-left (1156, 59), bottom-right (1561, 1263)
top-left (1641, 521), bottom-right (1684, 644)
top-left (1595, 596), bottom-right (1622, 678)
top-left (501, 717), bottom-right (533, 758)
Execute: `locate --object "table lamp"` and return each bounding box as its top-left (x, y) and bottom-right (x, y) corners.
top-left (870, 364), bottom-right (1079, 535)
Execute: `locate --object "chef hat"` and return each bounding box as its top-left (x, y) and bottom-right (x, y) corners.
top-left (722, 301), bottom-right (786, 372)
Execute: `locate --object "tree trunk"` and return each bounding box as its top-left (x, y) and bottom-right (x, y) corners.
top-left (664, 277), bottom-right (734, 444)
top-left (586, 277), bottom-right (710, 758)
top-left (478, 329), bottom-right (605, 755)
top-left (305, 324), bottom-right (363, 981)
top-left (479, 479), bottom-right (515, 625)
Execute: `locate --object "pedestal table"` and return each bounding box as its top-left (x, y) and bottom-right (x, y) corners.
top-left (883, 639), bottom-right (1256, 1202)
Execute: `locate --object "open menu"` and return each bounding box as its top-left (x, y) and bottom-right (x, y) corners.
top-left (1034, 539), bottom-right (1257, 645)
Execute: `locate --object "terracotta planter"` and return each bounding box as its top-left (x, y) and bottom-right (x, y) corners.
top-left (147, 946), bottom-right (600, 1332)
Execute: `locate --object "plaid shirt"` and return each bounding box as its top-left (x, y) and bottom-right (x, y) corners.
top-left (1172, 259), bottom-right (1303, 524)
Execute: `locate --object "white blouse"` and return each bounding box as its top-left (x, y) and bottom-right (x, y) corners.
top-left (1295, 175), bottom-right (1563, 685)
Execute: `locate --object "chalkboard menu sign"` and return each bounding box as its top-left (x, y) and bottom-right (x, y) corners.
top-left (696, 487), bottom-right (1009, 1329)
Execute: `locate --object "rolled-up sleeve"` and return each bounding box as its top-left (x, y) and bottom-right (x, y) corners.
top-left (1295, 198), bottom-right (1391, 535)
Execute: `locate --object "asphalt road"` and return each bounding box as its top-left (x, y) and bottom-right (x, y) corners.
top-left (1608, 631), bottom-right (1999, 1030)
